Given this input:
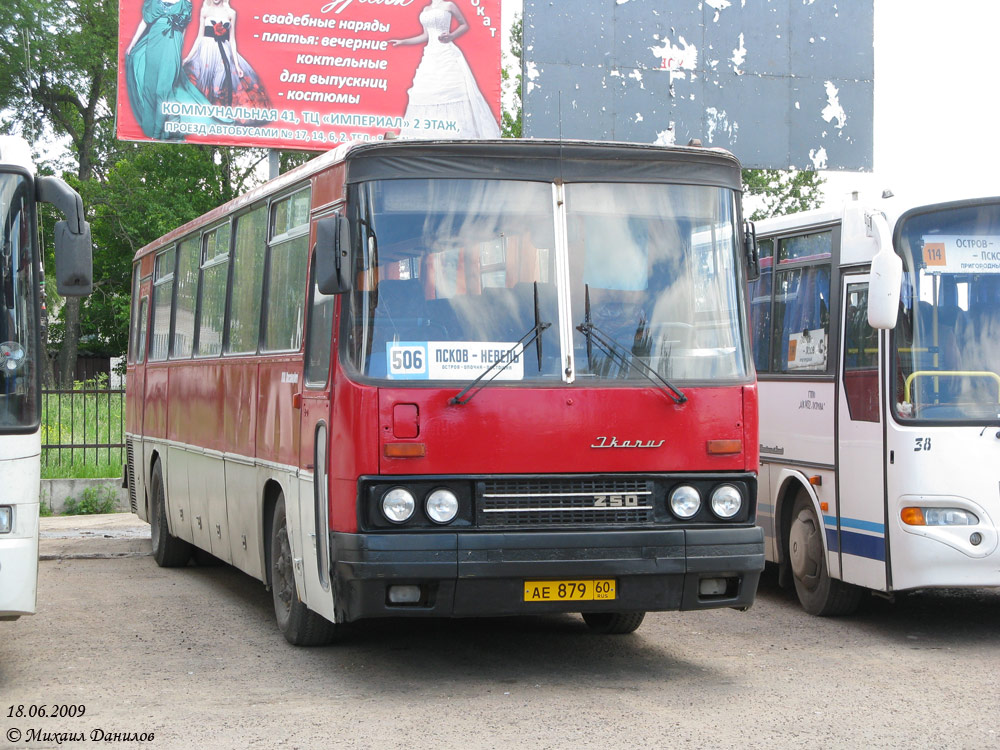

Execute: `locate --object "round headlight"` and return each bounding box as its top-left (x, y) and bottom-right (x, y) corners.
top-left (710, 485), bottom-right (743, 519)
top-left (382, 488), bottom-right (415, 523)
top-left (669, 485), bottom-right (701, 519)
top-left (425, 488), bottom-right (459, 524)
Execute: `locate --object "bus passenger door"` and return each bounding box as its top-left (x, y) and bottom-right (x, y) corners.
top-left (295, 244), bottom-right (338, 623)
top-left (836, 274), bottom-right (889, 591)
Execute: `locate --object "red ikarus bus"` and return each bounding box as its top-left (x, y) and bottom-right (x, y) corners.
top-left (125, 139), bottom-right (764, 644)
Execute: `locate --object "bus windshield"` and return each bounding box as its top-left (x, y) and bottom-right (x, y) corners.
top-left (894, 200), bottom-right (1000, 422)
top-left (344, 178), bottom-right (749, 384)
top-left (0, 172), bottom-right (38, 429)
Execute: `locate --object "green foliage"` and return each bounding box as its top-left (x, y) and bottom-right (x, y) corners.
top-left (742, 168), bottom-right (826, 221)
top-left (62, 484), bottom-right (120, 515)
top-left (0, 0), bottom-right (119, 176)
top-left (501, 15), bottom-right (523, 138)
top-left (39, 500), bottom-right (53, 517)
top-left (1, 0), bottom-right (299, 374)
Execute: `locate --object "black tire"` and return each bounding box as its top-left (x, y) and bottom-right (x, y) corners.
top-left (149, 460), bottom-right (192, 568)
top-left (582, 611), bottom-right (646, 634)
top-left (788, 493), bottom-right (863, 616)
top-left (270, 496), bottom-right (339, 646)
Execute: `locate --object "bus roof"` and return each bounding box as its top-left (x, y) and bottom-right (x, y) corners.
top-left (133, 139), bottom-right (742, 261)
top-left (756, 191), bottom-right (1000, 239)
top-left (755, 192), bottom-right (1000, 266)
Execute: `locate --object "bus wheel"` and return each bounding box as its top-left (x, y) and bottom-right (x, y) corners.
top-left (788, 494), bottom-right (863, 616)
top-left (582, 611), bottom-right (645, 634)
top-left (269, 496), bottom-right (339, 646)
top-left (149, 460), bottom-right (192, 568)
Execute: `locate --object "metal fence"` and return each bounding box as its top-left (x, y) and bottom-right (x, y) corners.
top-left (41, 387), bottom-right (126, 474)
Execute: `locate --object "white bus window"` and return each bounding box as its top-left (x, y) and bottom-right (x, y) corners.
top-left (843, 283), bottom-right (879, 422)
top-left (772, 264), bottom-right (831, 373)
top-left (779, 231), bottom-right (832, 263)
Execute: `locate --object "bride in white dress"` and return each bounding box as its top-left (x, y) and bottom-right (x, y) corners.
top-left (390, 0), bottom-right (501, 139)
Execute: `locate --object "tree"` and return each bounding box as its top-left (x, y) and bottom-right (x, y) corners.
top-left (741, 168), bottom-right (825, 221)
top-left (0, 0), bottom-right (119, 385)
top-left (1, 0), bottom-right (313, 384)
top-left (500, 16), bottom-right (523, 138)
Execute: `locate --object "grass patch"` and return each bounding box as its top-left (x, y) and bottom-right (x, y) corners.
top-left (41, 461), bottom-right (122, 480)
top-left (41, 378), bottom-right (125, 480)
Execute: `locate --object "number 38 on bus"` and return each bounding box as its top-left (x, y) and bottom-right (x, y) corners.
top-left (124, 139), bottom-right (765, 644)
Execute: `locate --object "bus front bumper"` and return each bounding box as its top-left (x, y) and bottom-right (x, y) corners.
top-left (330, 527), bottom-right (764, 623)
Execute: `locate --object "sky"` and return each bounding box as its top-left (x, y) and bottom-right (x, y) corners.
top-left (502, 0), bottom-right (1000, 206)
top-left (821, 0), bottom-right (1000, 203)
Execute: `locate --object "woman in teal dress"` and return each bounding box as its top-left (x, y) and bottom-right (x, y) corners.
top-left (125, 0), bottom-right (212, 140)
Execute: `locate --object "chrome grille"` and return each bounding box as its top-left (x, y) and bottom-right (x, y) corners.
top-left (477, 478), bottom-right (654, 527)
top-left (126, 439), bottom-right (137, 514)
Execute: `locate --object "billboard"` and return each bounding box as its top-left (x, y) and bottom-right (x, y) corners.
top-left (522, 0), bottom-right (873, 171)
top-left (116, 0), bottom-right (501, 150)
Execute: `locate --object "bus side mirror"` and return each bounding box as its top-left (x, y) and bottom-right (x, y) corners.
top-left (315, 215), bottom-right (352, 295)
top-left (53, 221), bottom-right (94, 296)
top-left (36, 175), bottom-right (93, 296)
top-left (744, 221), bottom-right (760, 282)
top-left (866, 212), bottom-right (901, 329)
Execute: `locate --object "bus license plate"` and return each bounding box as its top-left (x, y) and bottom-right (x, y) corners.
top-left (523, 580), bottom-right (616, 602)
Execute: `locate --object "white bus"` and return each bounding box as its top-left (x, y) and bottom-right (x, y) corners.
top-left (750, 194), bottom-right (1000, 615)
top-left (0, 136), bottom-right (92, 620)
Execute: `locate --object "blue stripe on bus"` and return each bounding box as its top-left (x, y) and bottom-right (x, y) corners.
top-left (824, 515), bottom-right (885, 534)
top-left (826, 527), bottom-right (886, 562)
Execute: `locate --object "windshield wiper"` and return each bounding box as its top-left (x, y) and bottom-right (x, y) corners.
top-left (450, 283), bottom-right (552, 406)
top-left (578, 286), bottom-right (687, 404)
top-left (448, 320), bottom-right (551, 405)
top-left (577, 321), bottom-right (687, 403)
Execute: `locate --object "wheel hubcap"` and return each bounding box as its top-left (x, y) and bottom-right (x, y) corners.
top-left (274, 525), bottom-right (294, 612)
top-left (789, 508), bottom-right (823, 590)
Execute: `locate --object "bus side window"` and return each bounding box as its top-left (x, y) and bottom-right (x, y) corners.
top-left (196, 226), bottom-right (230, 357)
top-left (304, 253), bottom-right (336, 386)
top-left (263, 189), bottom-right (310, 353)
top-left (170, 236), bottom-right (201, 359)
top-left (136, 298), bottom-right (148, 365)
top-left (772, 263), bottom-right (831, 373)
top-left (843, 283), bottom-right (879, 422)
top-left (748, 238), bottom-right (773, 372)
top-left (127, 264), bottom-right (142, 364)
top-left (227, 206), bottom-right (267, 355)
top-left (149, 248), bottom-right (175, 362)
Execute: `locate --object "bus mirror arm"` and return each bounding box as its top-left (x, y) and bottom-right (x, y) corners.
top-left (315, 215), bottom-right (352, 295)
top-left (36, 176), bottom-right (93, 297)
top-left (743, 220), bottom-right (760, 282)
top-left (36, 176), bottom-right (84, 233)
top-left (866, 211), bottom-right (901, 330)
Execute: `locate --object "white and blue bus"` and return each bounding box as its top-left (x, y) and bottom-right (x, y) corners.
top-left (0, 136), bottom-right (92, 620)
top-left (750, 194), bottom-right (1000, 614)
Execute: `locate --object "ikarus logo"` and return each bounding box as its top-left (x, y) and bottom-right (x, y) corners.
top-left (591, 436), bottom-right (665, 449)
